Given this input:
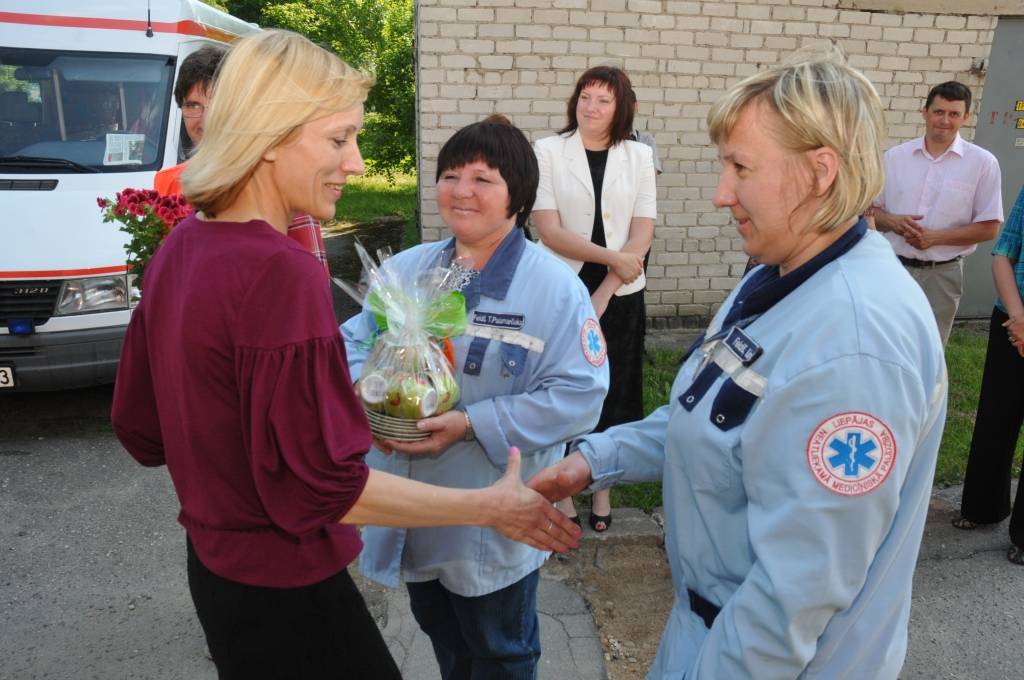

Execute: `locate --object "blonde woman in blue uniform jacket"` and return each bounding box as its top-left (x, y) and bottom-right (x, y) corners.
top-left (342, 115), bottom-right (608, 680)
top-left (532, 65), bottom-right (656, 532)
top-left (530, 47), bottom-right (947, 679)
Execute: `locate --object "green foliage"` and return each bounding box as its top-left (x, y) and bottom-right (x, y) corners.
top-left (331, 174), bottom-right (417, 226)
top-left (200, 0), bottom-right (230, 11)
top-left (224, 0), bottom-right (415, 179)
top-left (0, 65), bottom-right (30, 93)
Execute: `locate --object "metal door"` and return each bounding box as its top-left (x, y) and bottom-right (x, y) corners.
top-left (962, 17), bottom-right (1024, 318)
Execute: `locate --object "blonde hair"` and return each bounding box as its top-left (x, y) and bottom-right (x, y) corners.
top-left (707, 42), bottom-right (885, 233)
top-left (181, 29), bottom-right (374, 215)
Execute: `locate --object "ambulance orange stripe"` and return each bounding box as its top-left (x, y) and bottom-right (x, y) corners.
top-left (0, 265), bottom-right (128, 280)
top-left (0, 12), bottom-right (240, 43)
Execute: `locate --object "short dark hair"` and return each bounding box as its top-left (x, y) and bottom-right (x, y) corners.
top-left (173, 45), bottom-right (226, 107)
top-left (435, 114), bottom-right (539, 229)
top-left (925, 81), bottom-right (972, 112)
top-left (559, 65), bottom-right (636, 146)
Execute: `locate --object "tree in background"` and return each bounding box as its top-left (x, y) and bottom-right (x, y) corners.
top-left (221, 0), bottom-right (415, 179)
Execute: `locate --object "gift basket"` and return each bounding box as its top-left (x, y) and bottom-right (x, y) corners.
top-left (337, 241), bottom-right (468, 441)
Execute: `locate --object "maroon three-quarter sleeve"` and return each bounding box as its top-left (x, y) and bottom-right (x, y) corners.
top-left (234, 249), bottom-right (372, 540)
top-left (111, 304), bottom-right (166, 467)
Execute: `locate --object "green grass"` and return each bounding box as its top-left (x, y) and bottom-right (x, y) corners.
top-left (613, 324), bottom-right (1024, 512)
top-left (332, 173), bottom-right (417, 227)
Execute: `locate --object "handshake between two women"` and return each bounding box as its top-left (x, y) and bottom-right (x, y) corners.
top-left (342, 446), bottom-right (592, 556)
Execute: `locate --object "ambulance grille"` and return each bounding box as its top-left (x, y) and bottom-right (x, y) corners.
top-left (0, 280), bottom-right (61, 326)
top-left (0, 180), bottom-right (58, 191)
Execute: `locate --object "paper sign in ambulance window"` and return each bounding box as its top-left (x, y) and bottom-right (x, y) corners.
top-left (104, 134), bottom-right (146, 165)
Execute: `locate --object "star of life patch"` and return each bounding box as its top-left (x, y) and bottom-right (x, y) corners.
top-left (580, 318), bottom-right (607, 367)
top-left (806, 411), bottom-right (897, 496)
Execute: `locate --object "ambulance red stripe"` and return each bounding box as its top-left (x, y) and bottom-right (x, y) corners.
top-left (0, 11), bottom-right (238, 42)
top-left (0, 265), bottom-right (128, 280)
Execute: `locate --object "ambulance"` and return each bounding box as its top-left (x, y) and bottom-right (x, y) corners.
top-left (0, 1), bottom-right (257, 390)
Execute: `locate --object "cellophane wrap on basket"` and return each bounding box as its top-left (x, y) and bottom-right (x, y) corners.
top-left (337, 241), bottom-right (467, 423)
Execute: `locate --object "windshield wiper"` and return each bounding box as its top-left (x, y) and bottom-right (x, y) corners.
top-left (0, 155), bottom-right (99, 173)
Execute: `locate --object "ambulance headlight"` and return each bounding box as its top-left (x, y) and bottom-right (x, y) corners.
top-left (128, 274), bottom-right (141, 308)
top-left (55, 276), bottom-right (130, 315)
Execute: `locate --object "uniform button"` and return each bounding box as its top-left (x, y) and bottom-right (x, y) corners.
top-left (715, 414), bottom-right (725, 424)
top-left (468, 362), bottom-right (477, 370)
top-left (508, 360), bottom-right (516, 367)
top-left (685, 395), bottom-right (694, 404)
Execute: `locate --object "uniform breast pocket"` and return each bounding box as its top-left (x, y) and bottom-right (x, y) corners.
top-left (708, 379), bottom-right (758, 431)
top-left (499, 342), bottom-right (528, 378)
top-left (669, 396), bottom-right (741, 494)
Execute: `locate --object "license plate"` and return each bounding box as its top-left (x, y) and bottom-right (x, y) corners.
top-left (0, 366), bottom-right (14, 389)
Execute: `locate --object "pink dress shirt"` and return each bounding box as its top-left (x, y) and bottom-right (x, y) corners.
top-left (876, 133), bottom-right (1003, 261)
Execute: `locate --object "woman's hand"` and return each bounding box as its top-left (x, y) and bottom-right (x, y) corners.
top-left (1003, 314), bottom-right (1024, 347)
top-left (609, 250), bottom-right (644, 284)
top-left (487, 448), bottom-right (582, 553)
top-left (382, 410), bottom-right (467, 457)
top-left (372, 435), bottom-right (396, 454)
top-left (1007, 317), bottom-right (1024, 358)
top-left (526, 451), bottom-right (594, 503)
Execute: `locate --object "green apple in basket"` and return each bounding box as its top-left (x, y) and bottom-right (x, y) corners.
top-left (431, 369), bottom-right (460, 414)
top-left (384, 372), bottom-right (439, 419)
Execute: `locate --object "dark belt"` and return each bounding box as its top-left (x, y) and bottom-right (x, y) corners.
top-left (898, 255), bottom-right (962, 268)
top-left (687, 588), bottom-right (721, 629)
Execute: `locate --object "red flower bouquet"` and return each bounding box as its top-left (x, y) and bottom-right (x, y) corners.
top-left (97, 188), bottom-right (191, 292)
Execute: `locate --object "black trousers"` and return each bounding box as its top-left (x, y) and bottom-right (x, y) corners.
top-left (186, 538), bottom-right (402, 680)
top-left (960, 307), bottom-right (1024, 548)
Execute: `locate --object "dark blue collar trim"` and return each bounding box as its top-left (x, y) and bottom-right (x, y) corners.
top-left (681, 219), bottom-right (867, 366)
top-left (442, 227), bottom-right (526, 307)
top-left (721, 219), bottom-right (868, 329)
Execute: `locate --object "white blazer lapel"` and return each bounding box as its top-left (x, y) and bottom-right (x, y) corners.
top-left (564, 130), bottom-right (594, 201)
top-left (602, 141), bottom-right (627, 198)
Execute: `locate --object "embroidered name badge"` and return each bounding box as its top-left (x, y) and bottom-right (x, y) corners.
top-left (806, 411), bottom-right (897, 496)
top-left (724, 327), bottom-right (762, 366)
top-left (472, 311), bottom-right (525, 330)
top-left (580, 318), bottom-right (607, 367)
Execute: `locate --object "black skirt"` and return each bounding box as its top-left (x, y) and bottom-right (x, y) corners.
top-left (591, 288), bottom-right (646, 432)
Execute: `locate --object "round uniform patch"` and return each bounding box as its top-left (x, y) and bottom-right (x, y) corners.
top-left (580, 318), bottom-right (607, 367)
top-left (806, 411), bottom-right (897, 496)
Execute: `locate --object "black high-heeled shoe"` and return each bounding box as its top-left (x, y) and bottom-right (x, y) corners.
top-left (589, 512), bottom-right (612, 533)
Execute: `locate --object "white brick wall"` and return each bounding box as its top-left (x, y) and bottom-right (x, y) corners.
top-left (417, 0), bottom-right (999, 327)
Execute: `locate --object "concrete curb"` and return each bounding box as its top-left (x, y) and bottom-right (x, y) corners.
top-left (576, 507), bottom-right (665, 546)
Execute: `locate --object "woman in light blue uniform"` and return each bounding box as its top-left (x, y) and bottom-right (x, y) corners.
top-left (530, 47), bottom-right (948, 679)
top-left (341, 115), bottom-right (608, 680)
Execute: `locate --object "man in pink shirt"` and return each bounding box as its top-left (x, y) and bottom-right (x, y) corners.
top-left (874, 81), bottom-right (1003, 345)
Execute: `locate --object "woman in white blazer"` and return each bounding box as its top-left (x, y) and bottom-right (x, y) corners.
top-left (532, 66), bottom-right (657, 531)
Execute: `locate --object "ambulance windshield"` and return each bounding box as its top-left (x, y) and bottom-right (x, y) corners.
top-left (0, 48), bottom-right (173, 173)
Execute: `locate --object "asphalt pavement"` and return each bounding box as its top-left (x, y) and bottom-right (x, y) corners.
top-left (1, 434), bottom-right (1021, 679)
